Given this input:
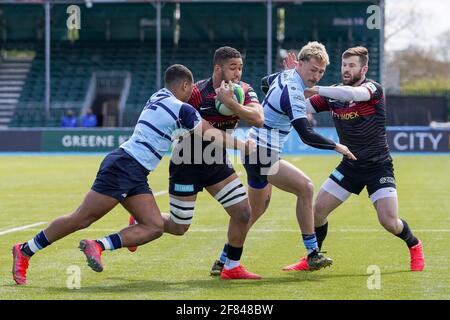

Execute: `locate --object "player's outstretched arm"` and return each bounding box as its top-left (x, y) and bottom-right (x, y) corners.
top-left (334, 143), bottom-right (357, 160)
top-left (291, 118), bottom-right (356, 160)
top-left (304, 85), bottom-right (371, 102)
top-left (194, 119), bottom-right (256, 155)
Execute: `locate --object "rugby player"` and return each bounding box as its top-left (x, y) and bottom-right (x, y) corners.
top-left (286, 46), bottom-right (425, 271)
top-left (11, 64), bottom-right (252, 285)
top-left (128, 46), bottom-right (265, 280)
top-left (211, 42), bottom-right (357, 275)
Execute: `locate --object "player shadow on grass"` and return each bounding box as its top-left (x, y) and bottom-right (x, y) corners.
top-left (43, 274), bottom-right (315, 295)
top-left (43, 269), bottom-right (409, 295)
top-left (284, 269), bottom-right (411, 281)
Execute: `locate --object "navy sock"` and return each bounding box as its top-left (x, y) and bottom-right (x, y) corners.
top-left (96, 233), bottom-right (122, 251)
top-left (396, 219), bottom-right (419, 248)
top-left (219, 243), bottom-right (229, 263)
top-left (21, 230), bottom-right (51, 257)
top-left (315, 222), bottom-right (328, 251)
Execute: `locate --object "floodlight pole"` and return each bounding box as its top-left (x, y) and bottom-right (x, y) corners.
top-left (45, 0), bottom-right (51, 122)
top-left (379, 0), bottom-right (385, 86)
top-left (153, 1), bottom-right (162, 90)
top-left (266, 0), bottom-right (273, 75)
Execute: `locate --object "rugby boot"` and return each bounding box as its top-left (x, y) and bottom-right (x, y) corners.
top-left (79, 239), bottom-right (104, 272)
top-left (282, 256), bottom-right (310, 271)
top-left (409, 240), bottom-right (425, 271)
top-left (210, 259), bottom-right (225, 276)
top-left (220, 265), bottom-right (262, 280)
top-left (12, 243), bottom-right (30, 285)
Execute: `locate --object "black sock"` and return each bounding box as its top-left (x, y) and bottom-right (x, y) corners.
top-left (315, 222), bottom-right (328, 251)
top-left (20, 243), bottom-right (34, 257)
top-left (226, 245), bottom-right (243, 261)
top-left (396, 219), bottom-right (419, 248)
top-left (20, 230), bottom-right (51, 257)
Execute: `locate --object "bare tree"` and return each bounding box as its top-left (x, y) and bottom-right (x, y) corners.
top-left (437, 29), bottom-right (450, 62)
top-left (387, 46), bottom-right (450, 89)
top-left (384, 6), bottom-right (424, 46)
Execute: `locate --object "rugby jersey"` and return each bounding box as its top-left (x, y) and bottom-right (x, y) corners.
top-left (248, 69), bottom-right (308, 153)
top-left (121, 88), bottom-right (201, 171)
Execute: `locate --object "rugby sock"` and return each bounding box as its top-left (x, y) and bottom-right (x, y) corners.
top-left (21, 230), bottom-right (51, 257)
top-left (395, 219), bottom-right (419, 248)
top-left (224, 245), bottom-right (243, 270)
top-left (96, 233), bottom-right (122, 251)
top-left (219, 243), bottom-right (229, 264)
top-left (302, 233), bottom-right (319, 256)
top-left (315, 222), bottom-right (329, 250)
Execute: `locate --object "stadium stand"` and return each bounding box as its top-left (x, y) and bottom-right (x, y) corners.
top-left (0, 2), bottom-right (381, 127)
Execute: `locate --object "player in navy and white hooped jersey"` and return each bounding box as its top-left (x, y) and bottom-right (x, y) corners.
top-left (219, 43), bottom-right (357, 274)
top-left (303, 47), bottom-right (424, 272)
top-left (11, 64), bottom-right (251, 285)
top-left (120, 87), bottom-right (199, 172)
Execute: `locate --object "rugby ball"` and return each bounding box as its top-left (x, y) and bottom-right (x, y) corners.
top-left (215, 83), bottom-right (245, 116)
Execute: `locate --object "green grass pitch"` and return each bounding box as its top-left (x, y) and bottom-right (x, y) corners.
top-left (0, 154), bottom-right (449, 300)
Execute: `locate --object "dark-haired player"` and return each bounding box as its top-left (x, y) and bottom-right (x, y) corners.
top-left (128, 46), bottom-right (264, 280)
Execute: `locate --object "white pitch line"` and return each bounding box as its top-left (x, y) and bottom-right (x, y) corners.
top-left (153, 190), bottom-right (168, 197)
top-left (0, 222), bottom-right (47, 236)
top-left (0, 190), bottom-right (169, 236)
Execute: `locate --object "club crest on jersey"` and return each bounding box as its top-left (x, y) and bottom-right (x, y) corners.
top-left (364, 82), bottom-right (377, 94)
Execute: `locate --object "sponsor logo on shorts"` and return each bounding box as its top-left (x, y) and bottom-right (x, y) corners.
top-left (379, 177), bottom-right (395, 184)
top-left (331, 169), bottom-right (344, 181)
top-left (174, 184), bottom-right (194, 193)
top-left (121, 193), bottom-right (128, 199)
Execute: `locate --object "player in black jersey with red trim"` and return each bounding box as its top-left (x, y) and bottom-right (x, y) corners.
top-left (128, 47), bottom-right (264, 279)
top-left (171, 47), bottom-right (264, 279)
top-left (188, 73), bottom-right (262, 131)
top-left (281, 47), bottom-right (424, 271)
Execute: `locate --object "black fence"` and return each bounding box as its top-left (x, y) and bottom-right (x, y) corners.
top-left (386, 95), bottom-right (449, 126)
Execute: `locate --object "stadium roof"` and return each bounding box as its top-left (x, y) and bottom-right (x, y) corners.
top-left (2, 0), bottom-right (381, 4)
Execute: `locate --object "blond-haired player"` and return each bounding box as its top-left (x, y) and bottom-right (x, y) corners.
top-left (210, 42), bottom-right (356, 275)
